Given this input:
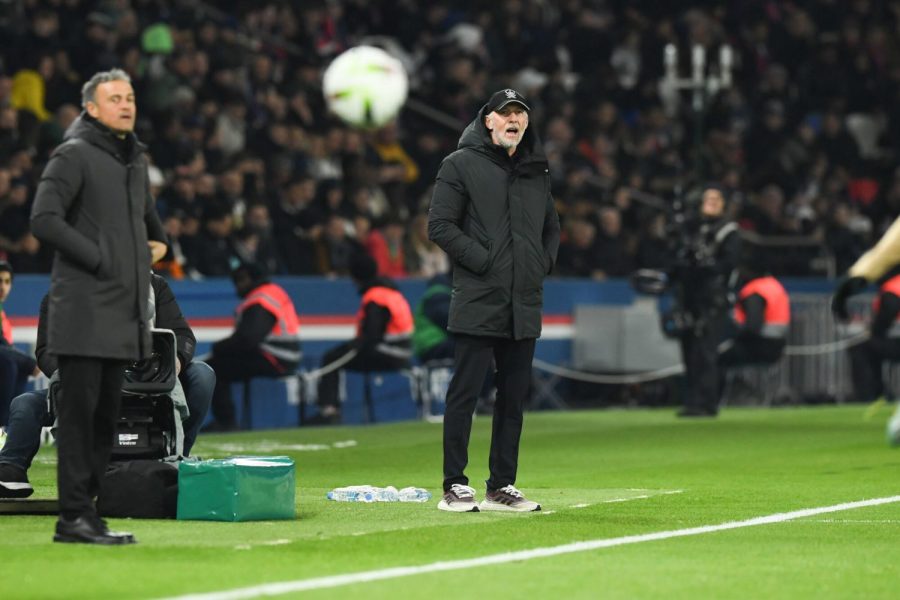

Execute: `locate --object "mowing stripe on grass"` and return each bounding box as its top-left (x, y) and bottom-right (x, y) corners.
top-left (164, 495), bottom-right (900, 600)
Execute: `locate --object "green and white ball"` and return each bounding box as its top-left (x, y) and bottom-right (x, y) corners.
top-left (323, 45), bottom-right (409, 129)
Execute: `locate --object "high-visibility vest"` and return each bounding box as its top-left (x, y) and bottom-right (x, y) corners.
top-left (734, 276), bottom-right (790, 338)
top-left (1, 308), bottom-right (11, 345)
top-left (357, 286), bottom-right (414, 359)
top-left (237, 282), bottom-right (302, 367)
top-left (875, 274), bottom-right (900, 338)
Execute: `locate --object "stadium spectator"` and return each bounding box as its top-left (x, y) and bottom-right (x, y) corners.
top-left (406, 213), bottom-right (449, 278)
top-left (366, 214), bottom-right (408, 278)
top-left (556, 218), bottom-right (605, 279)
top-left (0, 261), bottom-right (37, 427)
top-left (2, 2), bottom-right (900, 278)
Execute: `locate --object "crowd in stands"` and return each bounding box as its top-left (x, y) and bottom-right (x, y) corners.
top-left (2, 0), bottom-right (900, 280)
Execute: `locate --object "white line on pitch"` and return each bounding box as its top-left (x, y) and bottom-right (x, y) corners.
top-left (569, 489), bottom-right (682, 508)
top-left (162, 495), bottom-right (900, 600)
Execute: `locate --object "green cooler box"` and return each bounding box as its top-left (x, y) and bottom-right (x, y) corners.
top-left (177, 456), bottom-right (296, 521)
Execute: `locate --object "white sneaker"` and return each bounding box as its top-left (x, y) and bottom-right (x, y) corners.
top-left (479, 485), bottom-right (541, 512)
top-left (437, 484), bottom-right (480, 512)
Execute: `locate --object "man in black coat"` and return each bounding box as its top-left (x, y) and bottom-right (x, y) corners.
top-left (428, 89), bottom-right (560, 513)
top-left (30, 69), bottom-right (166, 545)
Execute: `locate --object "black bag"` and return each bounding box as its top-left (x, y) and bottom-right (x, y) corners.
top-left (97, 460), bottom-right (179, 519)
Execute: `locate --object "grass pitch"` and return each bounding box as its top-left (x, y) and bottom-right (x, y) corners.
top-left (2, 405), bottom-right (899, 599)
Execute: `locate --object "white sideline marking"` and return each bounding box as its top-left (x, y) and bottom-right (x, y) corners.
top-left (811, 519), bottom-right (900, 524)
top-left (569, 489), bottom-right (682, 509)
top-left (162, 495), bottom-right (900, 600)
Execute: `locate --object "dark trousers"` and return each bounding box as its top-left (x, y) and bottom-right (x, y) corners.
top-left (206, 351), bottom-right (283, 427)
top-left (849, 337), bottom-right (900, 403)
top-left (316, 341), bottom-right (410, 410)
top-left (0, 389), bottom-right (51, 471)
top-left (56, 356), bottom-right (126, 520)
top-left (179, 360), bottom-right (215, 454)
top-left (720, 336), bottom-right (785, 368)
top-left (679, 312), bottom-right (727, 414)
top-left (443, 334), bottom-right (535, 492)
top-left (0, 345), bottom-right (36, 426)
top-left (0, 360), bottom-right (214, 472)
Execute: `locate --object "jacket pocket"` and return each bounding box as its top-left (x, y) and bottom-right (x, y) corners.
top-left (95, 234), bottom-right (116, 280)
top-left (460, 240), bottom-right (492, 275)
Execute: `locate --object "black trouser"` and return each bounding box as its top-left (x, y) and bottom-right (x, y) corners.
top-left (443, 334), bottom-right (535, 492)
top-left (849, 337), bottom-right (900, 403)
top-left (719, 336), bottom-right (786, 368)
top-left (206, 351), bottom-right (285, 426)
top-left (56, 356), bottom-right (127, 521)
top-left (0, 345), bottom-right (36, 426)
top-left (316, 342), bottom-right (410, 410)
top-left (679, 311), bottom-right (727, 414)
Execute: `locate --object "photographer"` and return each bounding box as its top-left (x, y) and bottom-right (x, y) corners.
top-left (666, 185), bottom-right (741, 417)
top-left (0, 274), bottom-right (214, 499)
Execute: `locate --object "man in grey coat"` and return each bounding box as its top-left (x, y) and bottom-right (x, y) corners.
top-left (30, 69), bottom-right (167, 545)
top-left (428, 88), bottom-right (559, 513)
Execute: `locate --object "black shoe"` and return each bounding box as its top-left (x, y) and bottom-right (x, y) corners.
top-left (54, 515), bottom-right (137, 545)
top-left (0, 462), bottom-right (33, 498)
top-left (677, 407), bottom-right (718, 418)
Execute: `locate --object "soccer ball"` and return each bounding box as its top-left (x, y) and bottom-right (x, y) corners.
top-left (323, 45), bottom-right (409, 129)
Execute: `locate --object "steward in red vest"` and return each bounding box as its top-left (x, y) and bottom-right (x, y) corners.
top-left (310, 253), bottom-right (413, 425)
top-left (204, 261), bottom-right (302, 431)
top-left (848, 268), bottom-right (900, 403)
top-left (720, 269), bottom-right (790, 369)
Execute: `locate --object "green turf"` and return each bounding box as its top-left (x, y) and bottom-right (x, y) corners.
top-left (2, 406), bottom-right (899, 599)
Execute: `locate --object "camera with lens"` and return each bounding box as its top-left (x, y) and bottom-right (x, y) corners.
top-left (666, 197), bottom-right (721, 273)
top-left (114, 329), bottom-right (181, 460)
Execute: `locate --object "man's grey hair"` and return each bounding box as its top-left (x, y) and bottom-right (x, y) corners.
top-left (81, 69), bottom-right (132, 108)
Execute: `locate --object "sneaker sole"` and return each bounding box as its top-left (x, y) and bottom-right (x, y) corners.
top-left (437, 499), bottom-right (480, 512)
top-left (0, 483), bottom-right (34, 498)
top-left (479, 500), bottom-right (541, 512)
top-left (53, 533), bottom-right (136, 545)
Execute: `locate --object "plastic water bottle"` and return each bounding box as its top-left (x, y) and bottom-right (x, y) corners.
top-left (328, 485), bottom-right (399, 502)
top-left (327, 488), bottom-right (361, 502)
top-left (376, 486), bottom-right (400, 502)
top-left (398, 487), bottom-right (432, 502)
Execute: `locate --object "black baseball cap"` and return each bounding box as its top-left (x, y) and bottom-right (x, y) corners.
top-left (486, 88), bottom-right (531, 113)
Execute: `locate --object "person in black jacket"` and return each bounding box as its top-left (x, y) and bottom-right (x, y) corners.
top-left (667, 185), bottom-right (741, 418)
top-left (204, 261), bottom-right (301, 431)
top-left (428, 88), bottom-right (560, 513)
top-left (308, 253), bottom-right (414, 425)
top-left (30, 69), bottom-right (166, 545)
top-left (0, 274), bottom-right (214, 498)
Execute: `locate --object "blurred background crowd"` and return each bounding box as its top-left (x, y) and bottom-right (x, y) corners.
top-left (2, 0), bottom-right (900, 280)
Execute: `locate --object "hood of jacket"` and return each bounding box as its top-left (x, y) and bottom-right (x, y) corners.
top-left (64, 112), bottom-right (147, 164)
top-left (456, 103), bottom-right (549, 173)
